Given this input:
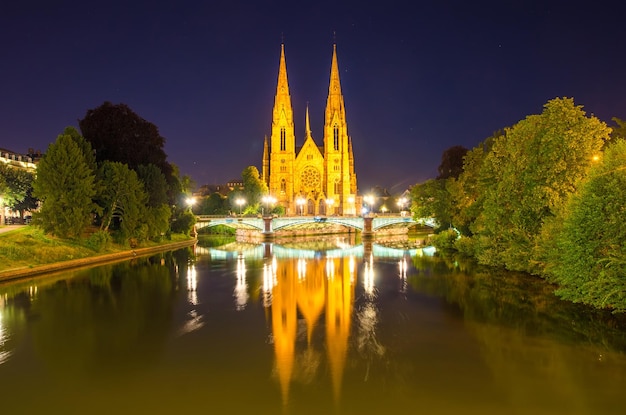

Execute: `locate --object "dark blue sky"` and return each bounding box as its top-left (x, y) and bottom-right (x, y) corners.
top-left (2, 1), bottom-right (625, 193)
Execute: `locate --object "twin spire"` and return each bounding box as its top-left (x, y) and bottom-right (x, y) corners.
top-left (275, 42), bottom-right (343, 141)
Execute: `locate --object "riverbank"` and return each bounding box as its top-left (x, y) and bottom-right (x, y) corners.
top-left (0, 225), bottom-right (196, 283)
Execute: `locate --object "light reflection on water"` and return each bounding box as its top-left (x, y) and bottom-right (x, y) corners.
top-left (0, 237), bottom-right (625, 414)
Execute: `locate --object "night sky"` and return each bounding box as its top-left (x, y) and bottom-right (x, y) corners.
top-left (2, 1), bottom-right (625, 194)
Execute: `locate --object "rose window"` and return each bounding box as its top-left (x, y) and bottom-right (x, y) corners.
top-left (300, 167), bottom-right (321, 191)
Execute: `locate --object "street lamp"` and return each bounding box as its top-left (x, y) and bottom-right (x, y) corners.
top-left (262, 195), bottom-right (276, 216)
top-left (381, 205), bottom-right (388, 215)
top-left (296, 197), bottom-right (305, 216)
top-left (186, 197), bottom-right (196, 211)
top-left (397, 197), bottom-right (407, 215)
top-left (326, 198), bottom-right (334, 216)
top-left (235, 198), bottom-right (246, 215)
top-left (364, 194), bottom-right (375, 215)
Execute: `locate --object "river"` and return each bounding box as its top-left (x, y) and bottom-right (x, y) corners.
top-left (0, 235), bottom-right (625, 414)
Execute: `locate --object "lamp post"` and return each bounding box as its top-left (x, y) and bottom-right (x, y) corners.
top-left (296, 197), bottom-right (305, 216)
top-left (326, 198), bottom-right (334, 216)
top-left (262, 195), bottom-right (276, 217)
top-left (236, 198), bottom-right (246, 215)
top-left (397, 197), bottom-right (407, 216)
top-left (186, 197), bottom-right (196, 212)
top-left (364, 194), bottom-right (375, 216)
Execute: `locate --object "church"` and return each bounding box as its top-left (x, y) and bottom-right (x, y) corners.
top-left (261, 43), bottom-right (359, 216)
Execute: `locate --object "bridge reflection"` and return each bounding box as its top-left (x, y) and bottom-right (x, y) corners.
top-left (193, 239), bottom-right (434, 260)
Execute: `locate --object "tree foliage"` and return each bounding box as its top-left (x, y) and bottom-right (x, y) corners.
top-left (473, 98), bottom-right (610, 271)
top-left (78, 102), bottom-right (174, 190)
top-left (0, 164), bottom-right (38, 218)
top-left (96, 161), bottom-right (147, 242)
top-left (437, 145), bottom-right (468, 180)
top-left (240, 166), bottom-right (267, 212)
top-left (542, 139), bottom-right (626, 312)
top-left (197, 193), bottom-right (230, 215)
top-left (410, 179), bottom-right (452, 230)
top-left (79, 102), bottom-right (168, 171)
top-left (32, 128), bottom-right (96, 238)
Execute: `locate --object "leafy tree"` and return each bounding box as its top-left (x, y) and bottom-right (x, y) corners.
top-left (32, 128), bottom-right (97, 238)
top-left (197, 193), bottom-right (229, 215)
top-left (543, 139), bottom-right (626, 312)
top-left (474, 98), bottom-right (610, 271)
top-left (96, 161), bottom-right (146, 243)
top-left (437, 145), bottom-right (468, 180)
top-left (240, 166), bottom-right (268, 212)
top-left (610, 117), bottom-right (626, 142)
top-left (135, 164), bottom-right (171, 241)
top-left (448, 132), bottom-right (501, 237)
top-left (136, 164), bottom-right (169, 208)
top-left (78, 102), bottom-right (174, 194)
top-left (410, 179), bottom-right (452, 230)
top-left (0, 164), bottom-right (38, 219)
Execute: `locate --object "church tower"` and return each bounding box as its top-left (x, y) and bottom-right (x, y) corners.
top-left (267, 44), bottom-right (297, 212)
top-left (264, 43), bottom-right (358, 216)
top-left (323, 44), bottom-right (357, 215)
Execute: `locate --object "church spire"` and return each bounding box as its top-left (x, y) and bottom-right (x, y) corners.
top-left (328, 44), bottom-right (342, 97)
top-left (305, 103), bottom-right (312, 140)
top-left (276, 43), bottom-right (290, 98)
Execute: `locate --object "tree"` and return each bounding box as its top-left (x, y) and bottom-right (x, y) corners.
top-left (95, 161), bottom-right (147, 243)
top-left (610, 117), bottom-right (626, 142)
top-left (198, 193), bottom-right (229, 215)
top-left (32, 128), bottom-right (97, 238)
top-left (78, 102), bottom-right (174, 194)
top-left (410, 179), bottom-right (452, 230)
top-left (0, 164), bottom-right (38, 219)
top-left (240, 166), bottom-right (268, 212)
top-left (135, 164), bottom-right (171, 241)
top-left (136, 164), bottom-right (169, 208)
top-left (543, 139), bottom-right (626, 312)
top-left (437, 145), bottom-right (468, 180)
top-left (474, 98), bottom-right (611, 271)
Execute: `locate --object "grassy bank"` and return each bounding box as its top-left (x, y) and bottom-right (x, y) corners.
top-left (0, 226), bottom-right (192, 273)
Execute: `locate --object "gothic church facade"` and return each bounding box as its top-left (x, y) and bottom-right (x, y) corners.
top-left (262, 44), bottom-right (358, 216)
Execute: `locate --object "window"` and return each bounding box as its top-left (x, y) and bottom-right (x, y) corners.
top-left (334, 179), bottom-right (340, 194)
top-left (333, 126), bottom-right (339, 151)
top-left (280, 127), bottom-right (286, 151)
top-left (280, 179), bottom-right (286, 194)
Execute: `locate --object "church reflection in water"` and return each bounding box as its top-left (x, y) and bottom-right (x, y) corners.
top-left (197, 238), bottom-right (422, 405)
top-left (263, 252), bottom-right (355, 405)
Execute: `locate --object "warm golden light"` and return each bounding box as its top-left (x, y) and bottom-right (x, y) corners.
top-left (235, 254), bottom-right (248, 310)
top-left (235, 197), bottom-right (246, 214)
top-left (187, 264), bottom-right (198, 306)
top-left (296, 197), bottom-right (306, 215)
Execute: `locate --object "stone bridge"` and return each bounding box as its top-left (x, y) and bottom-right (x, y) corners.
top-left (195, 215), bottom-right (432, 240)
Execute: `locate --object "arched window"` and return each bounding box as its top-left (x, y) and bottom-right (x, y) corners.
top-left (333, 126), bottom-right (339, 151)
top-left (280, 178), bottom-right (286, 194)
top-left (280, 127), bottom-right (286, 151)
top-left (334, 179), bottom-right (340, 194)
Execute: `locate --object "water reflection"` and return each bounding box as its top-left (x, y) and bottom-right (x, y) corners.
top-left (265, 251), bottom-right (355, 406)
top-left (0, 295), bottom-right (9, 365)
top-left (1, 240), bottom-right (626, 414)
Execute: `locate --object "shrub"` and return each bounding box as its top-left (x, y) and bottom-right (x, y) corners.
top-left (431, 228), bottom-right (459, 251)
top-left (85, 230), bottom-right (111, 252)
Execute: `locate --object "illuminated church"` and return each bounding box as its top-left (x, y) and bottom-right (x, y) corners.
top-left (262, 43), bottom-right (358, 216)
